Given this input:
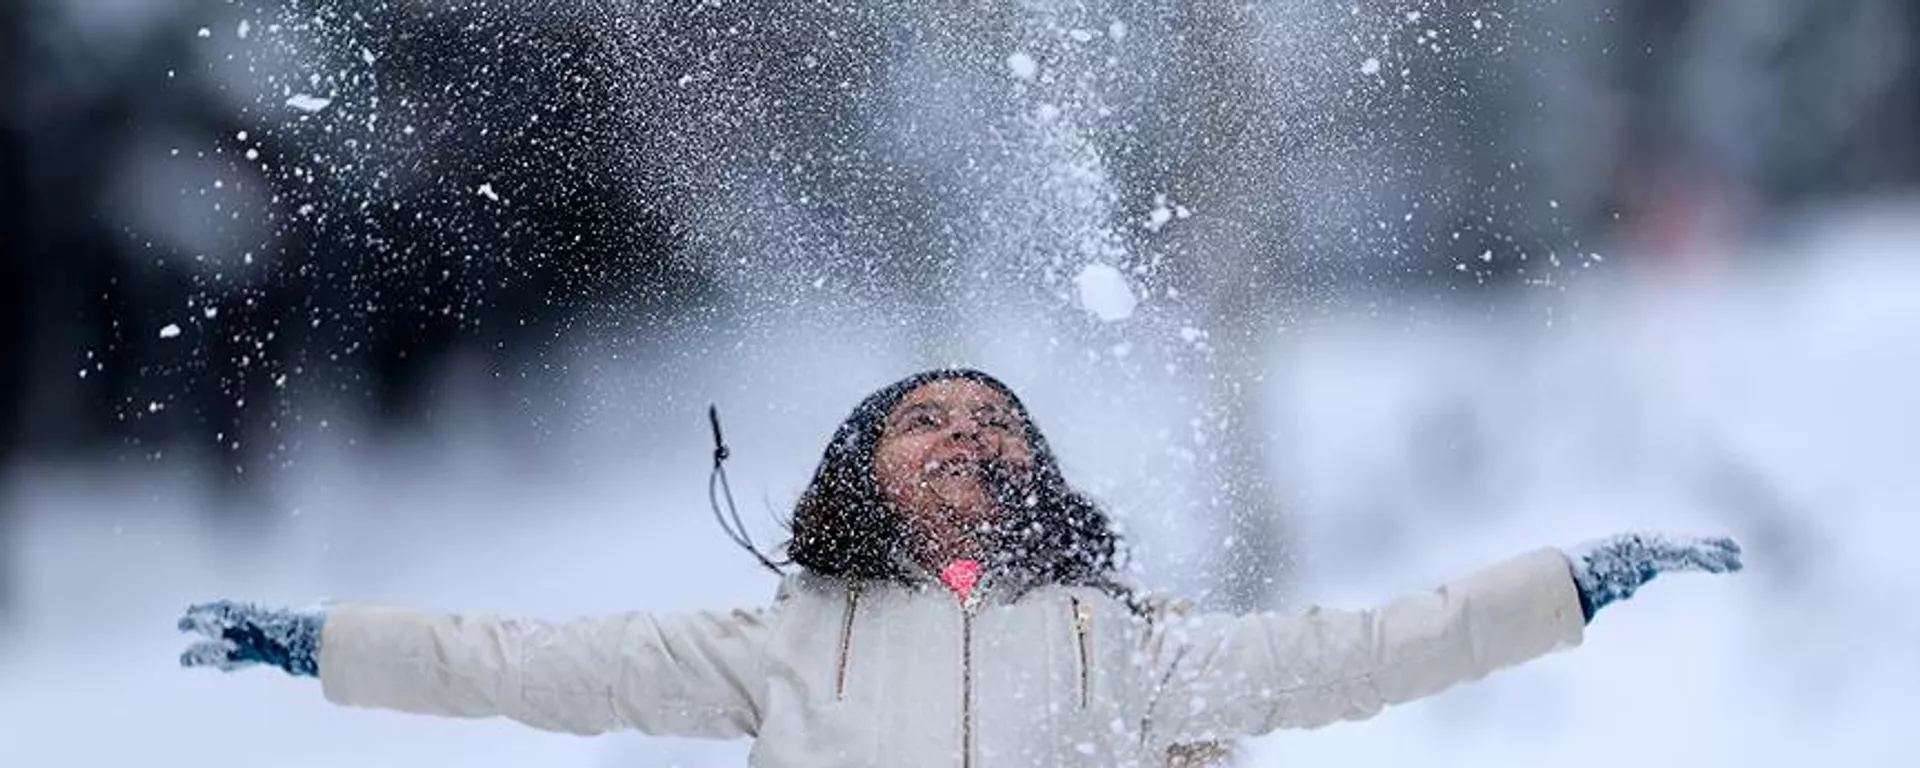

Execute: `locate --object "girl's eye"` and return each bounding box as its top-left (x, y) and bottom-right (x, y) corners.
top-left (908, 411), bottom-right (942, 429)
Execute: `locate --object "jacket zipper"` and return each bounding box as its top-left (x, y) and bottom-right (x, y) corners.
top-left (835, 588), bottom-right (859, 701)
top-left (961, 604), bottom-right (974, 768)
top-left (1070, 596), bottom-right (1093, 709)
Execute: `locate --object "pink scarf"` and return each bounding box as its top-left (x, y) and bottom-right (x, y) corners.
top-left (939, 559), bottom-right (984, 602)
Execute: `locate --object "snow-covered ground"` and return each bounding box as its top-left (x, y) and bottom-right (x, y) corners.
top-left (2, 208), bottom-right (1915, 766)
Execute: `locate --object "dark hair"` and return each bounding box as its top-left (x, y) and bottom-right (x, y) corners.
top-left (783, 369), bottom-right (1134, 601)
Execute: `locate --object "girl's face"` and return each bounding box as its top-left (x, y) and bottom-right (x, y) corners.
top-left (873, 379), bottom-right (1036, 557)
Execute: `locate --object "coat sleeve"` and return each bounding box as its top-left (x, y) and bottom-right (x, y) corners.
top-left (1143, 547), bottom-right (1586, 743)
top-left (316, 604), bottom-right (772, 738)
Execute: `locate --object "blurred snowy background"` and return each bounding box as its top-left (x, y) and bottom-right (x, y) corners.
top-left (4, 0), bottom-right (1917, 765)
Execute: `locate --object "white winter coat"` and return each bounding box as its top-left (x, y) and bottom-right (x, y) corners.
top-left (318, 548), bottom-right (1586, 767)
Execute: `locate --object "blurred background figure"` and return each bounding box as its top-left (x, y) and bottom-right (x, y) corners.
top-left (4, 0), bottom-right (1917, 765)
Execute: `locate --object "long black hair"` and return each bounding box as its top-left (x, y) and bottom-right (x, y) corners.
top-left (779, 369), bottom-right (1134, 600)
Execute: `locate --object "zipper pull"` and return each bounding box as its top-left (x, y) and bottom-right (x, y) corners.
top-left (1071, 596), bottom-right (1094, 709)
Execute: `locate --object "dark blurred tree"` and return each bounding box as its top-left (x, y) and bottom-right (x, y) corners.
top-left (1595, 0), bottom-right (1920, 255)
top-left (186, 0), bottom-right (708, 491)
top-left (1, 0), bottom-right (24, 617)
top-left (4, 0), bottom-right (711, 531)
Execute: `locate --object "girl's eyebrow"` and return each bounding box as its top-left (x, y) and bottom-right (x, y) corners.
top-left (887, 401), bottom-right (942, 425)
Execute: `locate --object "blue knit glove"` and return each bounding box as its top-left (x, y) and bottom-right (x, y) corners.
top-left (1562, 533), bottom-right (1743, 622)
top-left (178, 601), bottom-right (326, 678)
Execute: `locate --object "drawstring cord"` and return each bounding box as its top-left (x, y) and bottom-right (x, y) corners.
top-left (709, 404), bottom-right (787, 575)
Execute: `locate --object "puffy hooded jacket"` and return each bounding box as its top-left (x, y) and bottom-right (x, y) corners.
top-left (317, 546), bottom-right (1585, 767)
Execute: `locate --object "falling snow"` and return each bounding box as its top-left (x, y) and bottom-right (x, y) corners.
top-left (1074, 263), bottom-right (1137, 322)
top-left (15, 7), bottom-right (1824, 762)
top-left (284, 94), bottom-right (332, 113)
top-left (1006, 52), bottom-right (1039, 81)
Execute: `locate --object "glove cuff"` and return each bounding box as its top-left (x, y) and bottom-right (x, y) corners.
top-left (284, 611), bottom-right (325, 677)
top-left (1561, 548), bottom-right (1600, 623)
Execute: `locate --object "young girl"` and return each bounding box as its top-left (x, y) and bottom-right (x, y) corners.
top-left (180, 368), bottom-right (1742, 767)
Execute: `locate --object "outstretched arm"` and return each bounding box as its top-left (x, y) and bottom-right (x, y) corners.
top-left (1143, 533), bottom-right (1741, 743)
top-left (179, 600), bottom-right (773, 739)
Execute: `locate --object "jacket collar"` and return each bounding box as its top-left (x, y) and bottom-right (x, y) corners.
top-left (887, 552), bottom-right (1048, 606)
